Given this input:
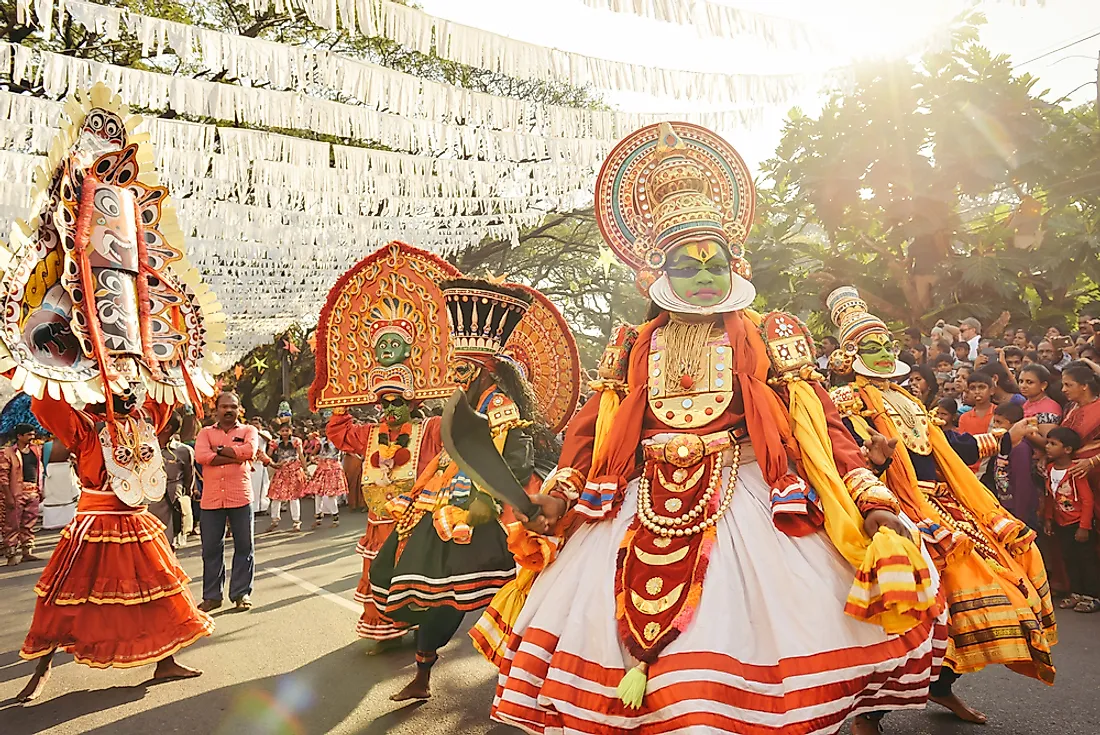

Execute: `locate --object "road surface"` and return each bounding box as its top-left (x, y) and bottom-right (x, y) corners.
top-left (1, 500), bottom-right (1097, 734)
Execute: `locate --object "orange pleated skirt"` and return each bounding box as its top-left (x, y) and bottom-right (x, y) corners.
top-left (20, 489), bottom-right (214, 668)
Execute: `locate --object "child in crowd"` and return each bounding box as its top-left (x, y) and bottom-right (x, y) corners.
top-left (960, 372), bottom-right (996, 475)
top-left (267, 420), bottom-right (307, 532)
top-left (959, 372), bottom-right (995, 435)
top-left (952, 341), bottom-right (971, 366)
top-left (990, 403), bottom-right (1042, 529)
top-left (308, 436), bottom-right (346, 528)
top-left (1043, 427), bottom-right (1100, 613)
top-left (934, 397), bottom-right (959, 429)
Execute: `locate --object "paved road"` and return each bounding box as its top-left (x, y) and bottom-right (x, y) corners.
top-left (1, 500), bottom-right (1098, 734)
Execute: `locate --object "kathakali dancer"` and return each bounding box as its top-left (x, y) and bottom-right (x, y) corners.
top-left (827, 286), bottom-right (1056, 730)
top-left (487, 122), bottom-right (948, 735)
top-left (369, 277), bottom-right (579, 701)
top-left (0, 84), bottom-right (224, 701)
top-left (312, 241), bottom-right (459, 645)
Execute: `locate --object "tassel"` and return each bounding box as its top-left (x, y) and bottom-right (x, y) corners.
top-left (616, 661), bottom-right (648, 709)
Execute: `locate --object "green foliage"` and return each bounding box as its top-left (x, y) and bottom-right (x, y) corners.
top-left (749, 13), bottom-right (1100, 336)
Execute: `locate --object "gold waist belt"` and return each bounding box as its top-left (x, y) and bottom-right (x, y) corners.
top-left (643, 425), bottom-right (748, 468)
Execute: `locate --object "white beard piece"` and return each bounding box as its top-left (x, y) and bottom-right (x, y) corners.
top-left (853, 358), bottom-right (911, 380)
top-left (648, 271), bottom-right (756, 316)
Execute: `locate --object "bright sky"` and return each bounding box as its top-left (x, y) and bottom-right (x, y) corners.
top-left (419, 0), bottom-right (1100, 170)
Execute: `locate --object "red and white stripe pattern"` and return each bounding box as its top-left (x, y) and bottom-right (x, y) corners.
top-left (487, 461), bottom-right (948, 734)
top-left (492, 616), bottom-right (948, 734)
top-left (355, 617), bottom-right (412, 641)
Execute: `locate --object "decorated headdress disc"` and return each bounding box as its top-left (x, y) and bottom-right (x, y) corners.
top-left (595, 122), bottom-right (755, 293)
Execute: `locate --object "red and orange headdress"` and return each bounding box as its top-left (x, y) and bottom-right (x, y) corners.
top-left (310, 241), bottom-right (460, 409)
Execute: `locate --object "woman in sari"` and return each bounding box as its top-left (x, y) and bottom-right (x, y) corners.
top-left (1062, 363), bottom-right (1100, 528)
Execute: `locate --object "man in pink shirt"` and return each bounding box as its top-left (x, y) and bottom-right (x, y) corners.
top-left (195, 393), bottom-right (259, 612)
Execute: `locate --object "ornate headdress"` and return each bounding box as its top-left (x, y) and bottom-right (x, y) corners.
top-left (0, 84), bottom-right (223, 412)
top-left (441, 279), bottom-right (532, 361)
top-left (827, 286), bottom-right (909, 379)
top-left (595, 122), bottom-right (756, 312)
top-left (310, 241), bottom-right (460, 408)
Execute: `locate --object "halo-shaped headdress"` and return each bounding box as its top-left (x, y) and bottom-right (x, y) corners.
top-left (504, 285), bottom-right (582, 434)
top-left (595, 122), bottom-right (755, 293)
top-left (310, 241), bottom-right (460, 408)
top-left (0, 83), bottom-right (224, 409)
top-left (827, 286), bottom-right (909, 379)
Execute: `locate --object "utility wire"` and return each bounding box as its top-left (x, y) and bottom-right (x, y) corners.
top-left (1016, 28), bottom-right (1100, 67)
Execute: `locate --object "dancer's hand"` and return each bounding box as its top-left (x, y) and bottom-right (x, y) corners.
top-left (517, 494), bottom-right (566, 535)
top-left (863, 509), bottom-right (909, 539)
top-left (861, 430), bottom-right (898, 468)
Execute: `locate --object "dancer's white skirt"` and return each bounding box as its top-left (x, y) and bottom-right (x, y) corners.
top-left (491, 456), bottom-right (947, 735)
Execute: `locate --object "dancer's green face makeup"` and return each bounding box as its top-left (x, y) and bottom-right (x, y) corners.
top-left (857, 334), bottom-right (898, 375)
top-left (665, 240), bottom-right (732, 307)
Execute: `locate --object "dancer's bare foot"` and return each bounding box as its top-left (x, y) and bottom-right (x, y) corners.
top-left (930, 694), bottom-right (987, 723)
top-left (850, 715), bottom-right (883, 735)
top-left (151, 656), bottom-right (203, 682)
top-left (17, 655), bottom-right (53, 702)
top-left (390, 670), bottom-right (431, 701)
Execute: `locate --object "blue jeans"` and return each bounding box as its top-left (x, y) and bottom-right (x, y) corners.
top-left (200, 504), bottom-right (254, 602)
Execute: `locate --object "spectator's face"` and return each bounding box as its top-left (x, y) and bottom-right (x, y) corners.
top-left (216, 394), bottom-right (240, 423)
top-left (1005, 353), bottom-right (1022, 373)
top-left (953, 344), bottom-right (969, 360)
top-left (279, 426), bottom-right (293, 440)
top-left (933, 406), bottom-right (954, 425)
top-left (1003, 328), bottom-right (1015, 342)
top-left (1078, 316), bottom-right (1093, 334)
top-left (904, 333), bottom-right (919, 350)
top-left (1037, 342), bottom-right (1055, 363)
top-left (1013, 332), bottom-right (1028, 349)
top-left (17, 430), bottom-right (34, 446)
top-left (959, 324), bottom-right (977, 340)
top-left (941, 381), bottom-right (958, 399)
top-left (992, 414), bottom-right (1013, 431)
top-left (968, 381), bottom-right (992, 405)
top-left (1046, 327), bottom-right (1061, 340)
top-left (1045, 437), bottom-right (1069, 462)
top-left (1017, 371), bottom-right (1045, 400)
top-left (909, 372), bottom-right (929, 397)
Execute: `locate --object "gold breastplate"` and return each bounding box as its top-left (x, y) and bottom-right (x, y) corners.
top-left (647, 327), bottom-right (734, 429)
top-left (880, 386), bottom-right (932, 456)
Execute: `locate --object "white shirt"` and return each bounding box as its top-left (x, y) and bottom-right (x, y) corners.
top-left (966, 335), bottom-right (980, 361)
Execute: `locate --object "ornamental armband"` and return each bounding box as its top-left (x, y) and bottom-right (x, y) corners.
top-left (974, 429), bottom-right (1006, 460)
top-left (759, 312), bottom-right (822, 385)
top-left (591, 324), bottom-right (638, 392)
top-left (843, 467), bottom-right (901, 517)
top-left (545, 466), bottom-right (585, 502)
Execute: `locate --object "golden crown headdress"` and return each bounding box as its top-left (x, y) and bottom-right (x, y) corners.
top-left (595, 122), bottom-right (755, 294)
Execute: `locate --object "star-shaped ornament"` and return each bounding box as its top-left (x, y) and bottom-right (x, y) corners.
top-left (596, 246), bottom-right (617, 277)
top-left (283, 339), bottom-right (300, 355)
top-left (252, 357), bottom-right (268, 373)
top-left (234, 365), bottom-right (244, 380)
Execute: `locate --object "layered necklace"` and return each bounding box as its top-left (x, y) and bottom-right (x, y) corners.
top-left (662, 318), bottom-right (715, 391)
